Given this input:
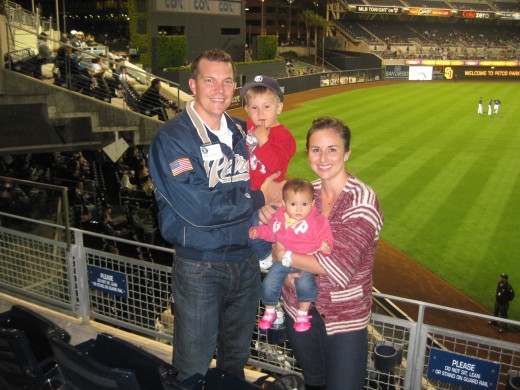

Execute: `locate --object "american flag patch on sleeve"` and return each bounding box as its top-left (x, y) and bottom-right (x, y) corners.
top-left (170, 158), bottom-right (193, 176)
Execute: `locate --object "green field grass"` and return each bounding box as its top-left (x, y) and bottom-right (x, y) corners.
top-left (279, 81), bottom-right (520, 320)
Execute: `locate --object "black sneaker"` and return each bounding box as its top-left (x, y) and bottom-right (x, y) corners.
top-left (499, 328), bottom-right (507, 333)
top-left (487, 321), bottom-right (497, 326)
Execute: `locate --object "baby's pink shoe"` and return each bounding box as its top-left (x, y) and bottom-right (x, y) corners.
top-left (293, 315), bottom-right (312, 332)
top-left (258, 311), bottom-right (277, 330)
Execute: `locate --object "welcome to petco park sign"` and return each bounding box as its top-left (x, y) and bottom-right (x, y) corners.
top-left (427, 348), bottom-right (500, 389)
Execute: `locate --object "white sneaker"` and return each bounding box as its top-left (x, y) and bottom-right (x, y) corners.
top-left (259, 254), bottom-right (273, 271)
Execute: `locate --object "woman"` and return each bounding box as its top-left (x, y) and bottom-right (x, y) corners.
top-left (268, 117), bottom-right (384, 390)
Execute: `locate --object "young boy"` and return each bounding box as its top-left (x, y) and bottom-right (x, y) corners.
top-left (249, 179), bottom-right (334, 332)
top-left (240, 75), bottom-right (296, 269)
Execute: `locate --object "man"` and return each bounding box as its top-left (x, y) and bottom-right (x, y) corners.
top-left (70, 30), bottom-right (82, 49)
top-left (37, 33), bottom-right (54, 64)
top-left (114, 58), bottom-right (144, 88)
top-left (477, 97), bottom-right (483, 115)
top-left (76, 31), bottom-right (86, 48)
top-left (488, 98), bottom-right (493, 116)
top-left (89, 57), bottom-right (111, 102)
top-left (36, 32), bottom-right (54, 79)
top-left (493, 98), bottom-right (501, 115)
top-left (148, 49), bottom-right (284, 381)
top-left (139, 78), bottom-right (172, 121)
top-left (59, 32), bottom-right (69, 44)
top-left (488, 273), bottom-right (515, 333)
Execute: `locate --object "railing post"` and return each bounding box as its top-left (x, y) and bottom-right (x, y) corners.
top-left (72, 230), bottom-right (90, 325)
top-left (409, 303), bottom-right (427, 389)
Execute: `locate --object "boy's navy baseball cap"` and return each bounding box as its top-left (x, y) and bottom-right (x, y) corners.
top-left (240, 75), bottom-right (284, 102)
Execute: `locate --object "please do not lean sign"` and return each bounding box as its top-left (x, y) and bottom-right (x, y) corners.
top-left (427, 348), bottom-right (500, 389)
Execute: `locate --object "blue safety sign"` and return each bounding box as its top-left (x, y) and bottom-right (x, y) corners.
top-left (87, 265), bottom-right (128, 299)
top-left (427, 348), bottom-right (500, 389)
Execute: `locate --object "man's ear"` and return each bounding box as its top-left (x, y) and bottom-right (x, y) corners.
top-left (188, 78), bottom-right (196, 95)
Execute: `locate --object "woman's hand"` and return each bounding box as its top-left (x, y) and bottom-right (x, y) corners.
top-left (273, 242), bottom-right (303, 289)
top-left (284, 272), bottom-right (302, 290)
top-left (271, 241), bottom-right (287, 263)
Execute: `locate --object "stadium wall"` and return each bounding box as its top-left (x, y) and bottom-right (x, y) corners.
top-left (150, 0), bottom-right (245, 65)
top-left (156, 61), bottom-right (287, 92)
top-left (385, 65), bottom-right (520, 81)
top-left (326, 50), bottom-right (383, 71)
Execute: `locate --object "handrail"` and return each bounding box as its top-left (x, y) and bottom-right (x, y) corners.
top-left (1, 208), bottom-right (520, 388)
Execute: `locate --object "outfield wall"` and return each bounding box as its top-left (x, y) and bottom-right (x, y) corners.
top-left (228, 67), bottom-right (384, 110)
top-left (385, 65), bottom-right (520, 81)
top-left (446, 66), bottom-right (520, 81)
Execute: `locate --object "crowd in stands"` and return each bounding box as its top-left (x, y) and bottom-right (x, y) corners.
top-left (52, 41), bottom-right (148, 105)
top-left (5, 28), bottom-right (177, 121)
top-left (335, 19), bottom-right (520, 61)
top-left (53, 48), bottom-right (177, 117)
top-left (0, 147), bottom-right (169, 265)
top-left (0, 148), bottom-right (173, 331)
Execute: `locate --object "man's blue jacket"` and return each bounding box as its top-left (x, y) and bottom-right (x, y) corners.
top-left (148, 104), bottom-right (265, 263)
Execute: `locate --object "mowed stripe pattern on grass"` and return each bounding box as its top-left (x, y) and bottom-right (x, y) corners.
top-left (281, 81), bottom-right (520, 319)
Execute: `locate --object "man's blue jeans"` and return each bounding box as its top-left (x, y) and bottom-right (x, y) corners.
top-left (262, 262), bottom-right (317, 307)
top-left (171, 255), bottom-right (261, 381)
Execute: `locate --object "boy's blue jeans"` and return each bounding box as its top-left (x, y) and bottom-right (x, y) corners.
top-left (262, 262), bottom-right (317, 307)
top-left (171, 255), bottom-right (261, 381)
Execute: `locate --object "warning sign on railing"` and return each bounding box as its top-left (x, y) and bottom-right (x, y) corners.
top-left (88, 266), bottom-right (129, 299)
top-left (427, 348), bottom-right (500, 389)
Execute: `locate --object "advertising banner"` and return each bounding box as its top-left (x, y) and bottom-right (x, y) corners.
top-left (498, 12), bottom-right (520, 19)
top-left (433, 66), bottom-right (444, 80)
top-left (355, 5), bottom-right (402, 14)
top-left (385, 65), bottom-right (409, 80)
top-left (409, 66), bottom-right (432, 80)
top-left (408, 8), bottom-right (451, 16)
top-left (157, 0), bottom-right (242, 16)
top-left (444, 66), bottom-right (520, 80)
top-left (460, 11), bottom-right (495, 19)
top-left (405, 59), bottom-right (520, 67)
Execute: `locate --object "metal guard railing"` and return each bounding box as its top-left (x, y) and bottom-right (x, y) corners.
top-left (0, 208), bottom-right (519, 389)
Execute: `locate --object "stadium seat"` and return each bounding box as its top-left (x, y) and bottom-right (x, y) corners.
top-left (50, 332), bottom-right (185, 390)
top-left (204, 368), bottom-right (261, 389)
top-left (0, 304), bottom-right (71, 389)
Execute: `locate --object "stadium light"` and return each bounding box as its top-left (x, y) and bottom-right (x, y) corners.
top-left (55, 0), bottom-right (60, 33)
top-left (287, 0), bottom-right (294, 42)
top-left (261, 0), bottom-right (265, 35)
top-left (62, 0), bottom-right (67, 34)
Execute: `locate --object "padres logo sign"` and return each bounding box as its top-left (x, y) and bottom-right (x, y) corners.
top-left (444, 67), bottom-right (454, 80)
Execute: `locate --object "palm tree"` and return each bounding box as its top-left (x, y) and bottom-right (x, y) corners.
top-left (298, 10), bottom-right (315, 58)
top-left (311, 14), bottom-right (329, 66)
